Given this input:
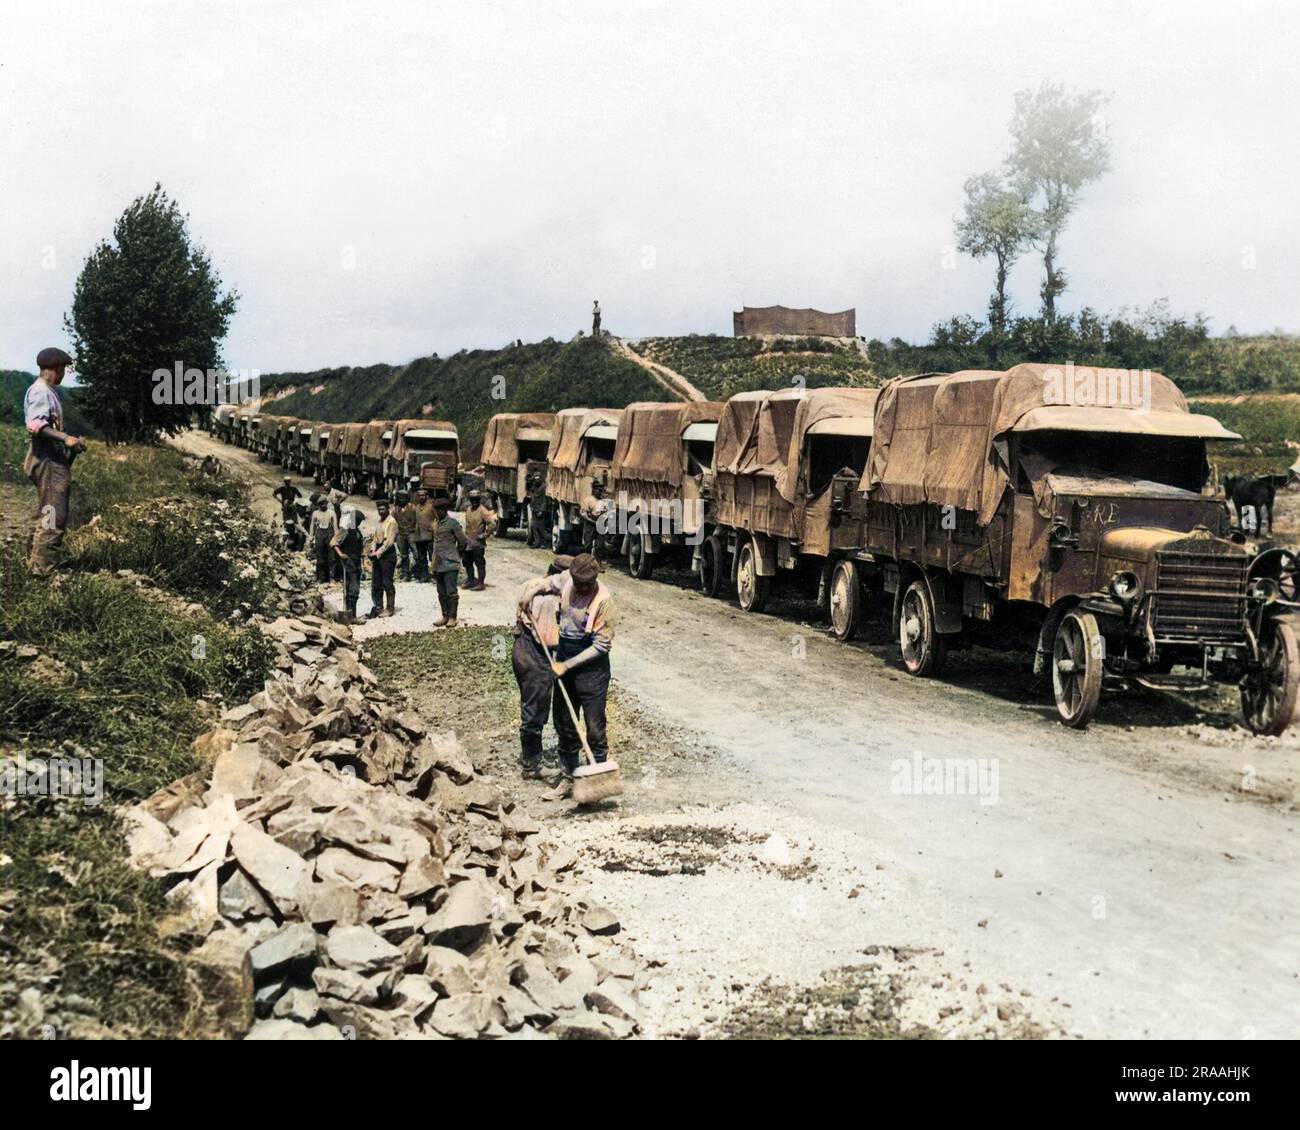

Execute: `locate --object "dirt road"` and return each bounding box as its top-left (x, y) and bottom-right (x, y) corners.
top-left (178, 430), bottom-right (1300, 1039)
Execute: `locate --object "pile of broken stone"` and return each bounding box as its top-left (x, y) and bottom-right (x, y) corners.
top-left (125, 613), bottom-right (640, 1040)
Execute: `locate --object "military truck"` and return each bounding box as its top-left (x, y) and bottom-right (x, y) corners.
top-left (701, 387), bottom-right (879, 635)
top-left (377, 419), bottom-right (458, 499)
top-left (338, 422), bottom-right (367, 494)
top-left (608, 400), bottom-right (723, 578)
top-left (212, 404), bottom-right (237, 444)
top-left (307, 422), bottom-right (334, 483)
top-left (357, 420), bottom-right (395, 498)
top-left (234, 409), bottom-right (258, 449)
top-left (859, 363), bottom-right (1294, 732)
top-left (481, 412), bottom-right (555, 540)
top-left (545, 408), bottom-right (623, 552)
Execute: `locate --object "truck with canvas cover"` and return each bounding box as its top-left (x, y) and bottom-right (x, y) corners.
top-left (287, 419), bottom-right (317, 474)
top-left (545, 407), bottom-right (623, 552)
top-left (387, 419), bottom-right (460, 499)
top-left (307, 421), bottom-right (334, 483)
top-left (252, 414), bottom-right (283, 461)
top-left (338, 422), bottom-right (368, 494)
top-left (608, 400), bottom-right (723, 579)
top-left (234, 408), bottom-right (257, 449)
top-left (323, 421), bottom-right (350, 486)
top-left (482, 412), bottom-right (555, 540)
top-left (359, 419), bottom-right (396, 498)
top-left (860, 363), bottom-right (1294, 732)
top-left (703, 385), bottom-right (879, 636)
top-left (212, 404), bottom-right (237, 444)
top-left (281, 418), bottom-right (310, 471)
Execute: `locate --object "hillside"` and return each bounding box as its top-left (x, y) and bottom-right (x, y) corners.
top-left (627, 335), bottom-right (877, 400)
top-left (261, 336), bottom-right (674, 459)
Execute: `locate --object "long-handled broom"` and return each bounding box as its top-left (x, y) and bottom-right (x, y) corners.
top-left (529, 618), bottom-right (624, 804)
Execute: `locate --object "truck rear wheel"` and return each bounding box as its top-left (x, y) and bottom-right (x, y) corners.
top-left (1052, 609), bottom-right (1103, 728)
top-left (829, 559), bottom-right (860, 641)
top-left (1242, 617), bottom-right (1300, 736)
top-left (899, 579), bottom-right (947, 677)
top-left (699, 535), bottom-right (728, 598)
top-left (628, 534), bottom-right (654, 579)
top-left (736, 540), bottom-right (771, 613)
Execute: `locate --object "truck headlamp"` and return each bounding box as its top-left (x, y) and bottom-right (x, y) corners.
top-left (1109, 570), bottom-right (1141, 602)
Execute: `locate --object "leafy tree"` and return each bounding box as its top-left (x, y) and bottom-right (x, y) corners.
top-left (65, 185), bottom-right (238, 442)
top-left (955, 172), bottom-right (1041, 354)
top-left (1007, 83), bottom-right (1111, 322)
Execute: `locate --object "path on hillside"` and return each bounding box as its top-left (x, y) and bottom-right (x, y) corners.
top-left (609, 336), bottom-right (706, 402)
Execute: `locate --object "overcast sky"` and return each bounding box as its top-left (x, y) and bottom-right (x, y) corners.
top-left (2, 0), bottom-right (1297, 374)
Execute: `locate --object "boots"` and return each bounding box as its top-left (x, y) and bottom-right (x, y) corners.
top-left (445, 595), bottom-right (459, 628)
top-left (384, 589), bottom-right (396, 617)
top-left (520, 732), bottom-right (543, 779)
top-left (432, 593), bottom-right (449, 628)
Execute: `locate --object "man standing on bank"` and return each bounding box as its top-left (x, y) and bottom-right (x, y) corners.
top-left (462, 490), bottom-right (497, 590)
top-left (367, 498), bottom-right (399, 618)
top-left (23, 348), bottom-right (83, 575)
top-left (431, 497), bottom-right (467, 628)
top-left (514, 553), bottom-right (614, 797)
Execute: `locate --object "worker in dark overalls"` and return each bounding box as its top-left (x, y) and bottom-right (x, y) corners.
top-left (331, 507), bottom-right (365, 624)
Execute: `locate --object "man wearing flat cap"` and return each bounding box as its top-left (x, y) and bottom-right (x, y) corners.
top-left (23, 348), bottom-right (83, 574)
top-left (514, 552), bottom-right (615, 795)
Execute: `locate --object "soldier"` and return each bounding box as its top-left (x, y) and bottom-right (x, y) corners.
top-left (23, 347), bottom-right (83, 575)
top-left (367, 498), bottom-right (399, 618)
top-left (462, 490), bottom-right (497, 590)
top-left (511, 554), bottom-right (572, 779)
top-left (578, 480), bottom-right (612, 558)
top-left (393, 489), bottom-right (416, 581)
top-left (273, 476), bottom-right (300, 520)
top-left (431, 497), bottom-right (468, 628)
top-left (514, 553), bottom-right (615, 798)
top-left (412, 487), bottom-right (436, 581)
top-left (308, 496), bottom-right (338, 582)
top-left (331, 508), bottom-right (365, 623)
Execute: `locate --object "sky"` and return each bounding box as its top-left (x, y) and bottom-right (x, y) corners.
top-left (2, 0), bottom-right (1297, 374)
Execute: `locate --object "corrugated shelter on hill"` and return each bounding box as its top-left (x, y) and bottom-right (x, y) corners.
top-left (863, 363), bottom-right (1236, 526)
top-left (733, 305), bottom-right (856, 338)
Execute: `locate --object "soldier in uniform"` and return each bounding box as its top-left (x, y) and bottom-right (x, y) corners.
top-left (461, 490), bottom-right (497, 590)
top-left (331, 508), bottom-right (365, 623)
top-left (23, 347), bottom-right (83, 575)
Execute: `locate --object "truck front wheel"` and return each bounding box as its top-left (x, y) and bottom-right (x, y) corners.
top-left (699, 535), bottom-right (728, 598)
top-left (829, 559), bottom-right (860, 641)
top-left (1242, 617), bottom-right (1300, 736)
top-left (1052, 608), bottom-right (1103, 728)
top-left (736, 540), bottom-right (771, 613)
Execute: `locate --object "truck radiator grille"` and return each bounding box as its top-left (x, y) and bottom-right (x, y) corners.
top-left (1151, 550), bottom-right (1248, 642)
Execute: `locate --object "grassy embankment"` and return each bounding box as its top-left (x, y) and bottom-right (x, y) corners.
top-left (0, 423), bottom-right (279, 1037)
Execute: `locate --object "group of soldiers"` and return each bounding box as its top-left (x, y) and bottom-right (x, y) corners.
top-left (274, 476), bottom-right (500, 626)
top-left (19, 343), bottom-right (617, 800)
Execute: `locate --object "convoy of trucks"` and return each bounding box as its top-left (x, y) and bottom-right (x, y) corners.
top-left (206, 363), bottom-right (1294, 734)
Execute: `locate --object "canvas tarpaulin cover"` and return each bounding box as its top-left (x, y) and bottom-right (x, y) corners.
top-left (481, 412), bottom-right (555, 468)
top-left (775, 387), bottom-right (879, 502)
top-left (611, 401), bottom-right (723, 489)
top-left (361, 420), bottom-right (394, 460)
top-left (390, 419), bottom-right (456, 460)
top-left (864, 364), bottom-right (1196, 525)
top-left (546, 408), bottom-right (622, 473)
top-left (713, 391), bottom-right (770, 476)
top-left (341, 423), bottom-right (367, 457)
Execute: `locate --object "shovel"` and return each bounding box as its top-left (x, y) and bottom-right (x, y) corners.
top-left (527, 616), bottom-right (624, 804)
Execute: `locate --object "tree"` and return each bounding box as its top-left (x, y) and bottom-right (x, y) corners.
top-left (955, 172), bottom-right (1041, 354)
top-left (1006, 83), bottom-right (1111, 322)
top-left (65, 184), bottom-right (238, 442)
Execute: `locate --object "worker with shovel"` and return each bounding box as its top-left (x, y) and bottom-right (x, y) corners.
top-left (514, 552), bottom-right (618, 800)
